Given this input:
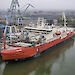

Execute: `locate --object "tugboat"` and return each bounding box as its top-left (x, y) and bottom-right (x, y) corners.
top-left (1, 16), bottom-right (75, 61)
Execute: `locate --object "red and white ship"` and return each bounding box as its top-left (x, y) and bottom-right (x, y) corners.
top-left (1, 16), bottom-right (75, 61)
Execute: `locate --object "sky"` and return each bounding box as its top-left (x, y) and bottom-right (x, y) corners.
top-left (0, 0), bottom-right (75, 10)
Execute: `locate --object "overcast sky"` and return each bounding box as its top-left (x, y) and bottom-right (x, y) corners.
top-left (0, 0), bottom-right (75, 10)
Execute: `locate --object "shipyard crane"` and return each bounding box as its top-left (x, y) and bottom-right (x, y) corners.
top-left (4, 0), bottom-right (21, 45)
top-left (17, 3), bottom-right (35, 25)
top-left (7, 0), bottom-right (21, 25)
top-left (4, 0), bottom-right (35, 48)
top-left (24, 3), bottom-right (34, 13)
top-left (7, 0), bottom-right (34, 25)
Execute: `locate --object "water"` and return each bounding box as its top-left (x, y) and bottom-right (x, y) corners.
top-left (0, 37), bottom-right (75, 75)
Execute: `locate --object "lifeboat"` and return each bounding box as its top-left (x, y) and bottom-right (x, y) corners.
top-left (56, 31), bottom-right (61, 35)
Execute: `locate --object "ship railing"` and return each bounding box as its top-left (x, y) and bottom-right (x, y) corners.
top-left (60, 32), bottom-right (67, 39)
top-left (47, 36), bottom-right (60, 43)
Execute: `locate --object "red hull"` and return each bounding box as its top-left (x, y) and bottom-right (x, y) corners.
top-left (1, 32), bottom-right (75, 60)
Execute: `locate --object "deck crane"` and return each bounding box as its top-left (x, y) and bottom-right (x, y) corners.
top-left (62, 12), bottom-right (67, 27)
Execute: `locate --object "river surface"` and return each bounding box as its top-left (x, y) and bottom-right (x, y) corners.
top-left (0, 37), bottom-right (75, 75)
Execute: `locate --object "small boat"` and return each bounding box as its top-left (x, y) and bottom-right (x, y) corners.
top-left (56, 31), bottom-right (61, 35)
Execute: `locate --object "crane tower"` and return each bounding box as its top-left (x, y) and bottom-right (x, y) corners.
top-left (7, 0), bottom-right (22, 26)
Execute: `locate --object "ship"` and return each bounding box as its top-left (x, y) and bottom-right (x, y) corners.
top-left (1, 16), bottom-right (75, 61)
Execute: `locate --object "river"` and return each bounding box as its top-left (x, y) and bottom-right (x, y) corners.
top-left (0, 37), bottom-right (75, 75)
